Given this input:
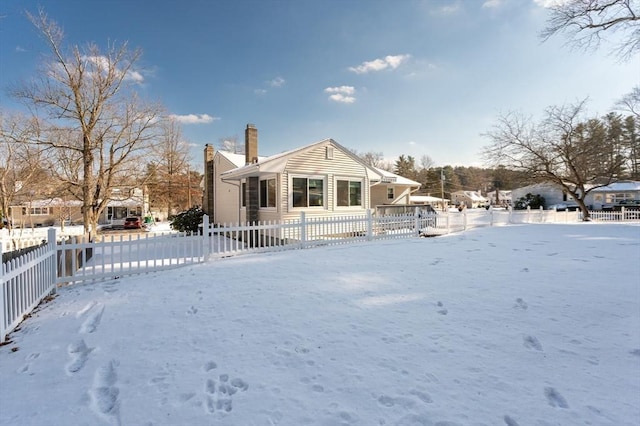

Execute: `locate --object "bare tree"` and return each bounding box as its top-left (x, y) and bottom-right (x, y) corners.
top-left (12, 9), bottom-right (162, 237)
top-left (540, 0), bottom-right (640, 60)
top-left (483, 99), bottom-right (627, 220)
top-left (0, 110), bottom-right (45, 229)
top-left (616, 85), bottom-right (640, 117)
top-left (419, 154), bottom-right (435, 170)
top-left (356, 151), bottom-right (384, 168)
top-left (218, 135), bottom-right (243, 154)
top-left (146, 118), bottom-right (193, 217)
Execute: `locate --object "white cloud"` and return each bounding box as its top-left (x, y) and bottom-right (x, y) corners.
top-left (430, 3), bottom-right (461, 15)
top-left (169, 114), bottom-right (219, 124)
top-left (328, 94), bottom-right (356, 104)
top-left (80, 55), bottom-right (145, 83)
top-left (15, 46), bottom-right (27, 52)
top-left (125, 70), bottom-right (144, 83)
top-left (325, 86), bottom-right (355, 95)
top-left (533, 0), bottom-right (567, 7)
top-left (270, 76), bottom-right (285, 87)
top-left (349, 54), bottom-right (411, 74)
top-left (482, 0), bottom-right (503, 8)
top-left (254, 89), bottom-right (267, 95)
top-left (324, 86), bottom-right (356, 103)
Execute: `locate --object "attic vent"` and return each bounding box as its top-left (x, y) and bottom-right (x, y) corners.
top-left (326, 146), bottom-right (334, 160)
top-left (382, 176), bottom-right (397, 183)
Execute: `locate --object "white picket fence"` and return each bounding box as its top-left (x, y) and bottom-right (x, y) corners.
top-left (2, 207), bottom-right (639, 341)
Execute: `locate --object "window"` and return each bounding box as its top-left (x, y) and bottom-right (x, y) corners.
top-left (241, 182), bottom-right (246, 207)
top-left (292, 177), bottom-right (324, 208)
top-left (326, 146), bottom-right (334, 159)
top-left (387, 187), bottom-right (394, 200)
top-left (605, 193), bottom-right (634, 203)
top-left (260, 178), bottom-right (276, 208)
top-left (337, 179), bottom-right (362, 207)
top-left (22, 207), bottom-right (51, 216)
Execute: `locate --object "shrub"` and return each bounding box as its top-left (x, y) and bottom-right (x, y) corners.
top-left (514, 193), bottom-right (545, 210)
top-left (170, 207), bottom-right (204, 233)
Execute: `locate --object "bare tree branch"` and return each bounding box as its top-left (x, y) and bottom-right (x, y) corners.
top-left (540, 0), bottom-right (640, 60)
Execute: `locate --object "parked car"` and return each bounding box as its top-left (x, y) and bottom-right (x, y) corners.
top-left (547, 203), bottom-right (579, 211)
top-left (123, 216), bottom-right (143, 229)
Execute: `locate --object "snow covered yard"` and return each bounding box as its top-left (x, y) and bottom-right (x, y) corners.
top-left (1, 223), bottom-right (638, 426)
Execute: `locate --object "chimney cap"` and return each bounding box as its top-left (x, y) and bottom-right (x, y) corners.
top-left (246, 123), bottom-right (256, 129)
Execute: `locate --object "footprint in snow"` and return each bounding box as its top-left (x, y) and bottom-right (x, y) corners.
top-left (544, 387), bottom-right (569, 408)
top-left (514, 298), bottom-right (528, 310)
top-left (80, 303), bottom-right (105, 334)
top-left (17, 352), bottom-right (40, 374)
top-left (202, 361), bottom-right (248, 415)
top-left (89, 360), bottom-right (121, 424)
top-left (66, 339), bottom-right (93, 374)
top-left (76, 301), bottom-right (97, 319)
top-left (523, 335), bottom-right (543, 351)
top-left (504, 415), bottom-right (520, 426)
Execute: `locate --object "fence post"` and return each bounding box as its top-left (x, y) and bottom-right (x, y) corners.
top-left (489, 206), bottom-right (494, 226)
top-left (622, 206), bottom-right (626, 222)
top-left (539, 206), bottom-right (544, 223)
top-left (367, 209), bottom-right (373, 241)
top-left (48, 228), bottom-right (57, 294)
top-left (445, 211), bottom-right (450, 233)
top-left (463, 210), bottom-right (467, 230)
top-left (202, 214), bottom-right (210, 262)
top-left (300, 212), bottom-right (307, 249)
top-left (1, 239), bottom-right (5, 342)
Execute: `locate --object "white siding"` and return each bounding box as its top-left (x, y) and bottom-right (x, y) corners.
top-left (275, 143), bottom-right (371, 222)
top-left (214, 154), bottom-right (243, 224)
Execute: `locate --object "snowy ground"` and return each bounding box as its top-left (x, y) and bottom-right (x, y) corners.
top-left (1, 223), bottom-right (639, 426)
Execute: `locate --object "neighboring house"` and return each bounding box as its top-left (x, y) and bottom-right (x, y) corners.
top-left (510, 183), bottom-right (576, 208)
top-left (511, 181), bottom-right (640, 210)
top-left (202, 124), bottom-right (420, 225)
top-left (586, 181), bottom-right (640, 210)
top-left (9, 198), bottom-right (83, 228)
top-left (450, 191), bottom-right (489, 209)
top-left (370, 167), bottom-right (421, 214)
top-left (409, 195), bottom-right (449, 210)
top-left (487, 190), bottom-right (512, 207)
top-left (9, 188), bottom-right (148, 228)
top-left (103, 188), bottom-right (148, 226)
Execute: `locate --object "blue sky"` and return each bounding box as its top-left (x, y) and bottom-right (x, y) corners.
top-left (1, 0), bottom-right (638, 170)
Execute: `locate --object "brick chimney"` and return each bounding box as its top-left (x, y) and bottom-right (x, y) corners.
top-left (203, 144), bottom-right (215, 218)
top-left (245, 124), bottom-right (258, 165)
top-left (244, 124), bottom-right (259, 224)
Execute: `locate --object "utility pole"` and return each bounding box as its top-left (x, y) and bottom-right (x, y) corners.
top-left (187, 164), bottom-right (191, 207)
top-left (440, 168), bottom-right (445, 212)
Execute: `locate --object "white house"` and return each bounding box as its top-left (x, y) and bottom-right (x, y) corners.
top-left (450, 191), bottom-right (488, 209)
top-left (9, 188), bottom-right (148, 228)
top-left (510, 183), bottom-right (576, 208)
top-left (203, 124), bottom-right (421, 225)
top-left (586, 181), bottom-right (640, 209)
top-left (511, 181), bottom-right (640, 210)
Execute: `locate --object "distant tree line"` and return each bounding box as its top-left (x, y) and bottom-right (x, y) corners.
top-left (355, 151), bottom-right (528, 201)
